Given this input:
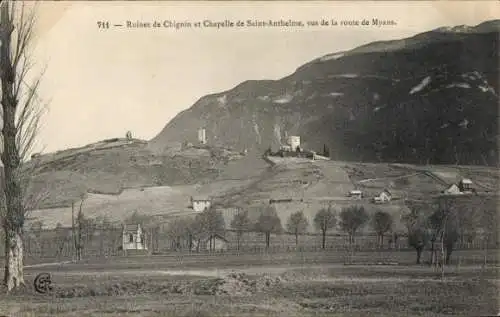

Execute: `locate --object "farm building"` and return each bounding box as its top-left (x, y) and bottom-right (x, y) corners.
top-left (373, 189), bottom-right (392, 204)
top-left (192, 233), bottom-right (228, 252)
top-left (191, 196), bottom-right (212, 212)
top-left (443, 184), bottom-right (462, 195)
top-left (348, 190), bottom-right (363, 200)
top-left (458, 178), bottom-right (474, 193)
top-left (122, 223), bottom-right (147, 250)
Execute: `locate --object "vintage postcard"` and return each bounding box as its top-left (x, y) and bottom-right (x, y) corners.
top-left (0, 0), bottom-right (498, 316)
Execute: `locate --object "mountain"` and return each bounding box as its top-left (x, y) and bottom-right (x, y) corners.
top-left (151, 20), bottom-right (499, 166)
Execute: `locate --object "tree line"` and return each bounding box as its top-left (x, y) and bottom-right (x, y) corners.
top-left (16, 195), bottom-right (497, 267)
top-left (403, 196), bottom-right (496, 267)
top-left (162, 203), bottom-right (395, 252)
top-left (164, 196), bottom-right (497, 266)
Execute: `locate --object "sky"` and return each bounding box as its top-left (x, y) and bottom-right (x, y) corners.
top-left (24, 1), bottom-right (499, 153)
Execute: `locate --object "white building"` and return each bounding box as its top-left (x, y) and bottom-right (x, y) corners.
top-left (443, 184), bottom-right (463, 195)
top-left (198, 128), bottom-right (207, 145)
top-left (122, 224), bottom-right (147, 250)
top-left (191, 196), bottom-right (212, 212)
top-left (458, 178), bottom-right (473, 193)
top-left (373, 189), bottom-right (392, 204)
top-left (287, 135), bottom-right (301, 151)
top-left (348, 190), bottom-right (363, 200)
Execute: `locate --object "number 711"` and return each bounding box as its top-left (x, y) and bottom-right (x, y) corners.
top-left (97, 21), bottom-right (110, 29)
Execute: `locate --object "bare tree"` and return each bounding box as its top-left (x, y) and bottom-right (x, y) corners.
top-left (230, 209), bottom-right (251, 251)
top-left (69, 194), bottom-right (99, 261)
top-left (94, 215), bottom-right (107, 256)
top-left (371, 210), bottom-right (393, 248)
top-left (254, 205), bottom-right (282, 249)
top-left (179, 217), bottom-right (196, 252)
top-left (402, 209), bottom-right (428, 264)
top-left (287, 210), bottom-right (309, 247)
top-left (314, 205), bottom-right (336, 250)
top-left (74, 199), bottom-right (85, 261)
top-left (476, 197), bottom-right (496, 267)
top-left (54, 222), bottom-right (69, 259)
top-left (206, 206), bottom-right (226, 251)
top-left (191, 213), bottom-right (205, 252)
top-left (339, 205), bottom-right (369, 246)
top-left (166, 217), bottom-right (192, 251)
top-left (0, 1), bottom-right (46, 291)
top-left (27, 219), bottom-right (42, 256)
top-left (427, 198), bottom-right (460, 268)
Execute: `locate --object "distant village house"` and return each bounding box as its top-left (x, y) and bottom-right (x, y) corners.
top-left (373, 189), bottom-right (392, 204)
top-left (122, 223), bottom-right (147, 250)
top-left (348, 190), bottom-right (363, 200)
top-left (191, 196), bottom-right (212, 212)
top-left (443, 184), bottom-right (462, 195)
top-left (458, 178), bottom-right (473, 193)
top-left (192, 233), bottom-right (228, 252)
top-left (443, 178), bottom-right (475, 195)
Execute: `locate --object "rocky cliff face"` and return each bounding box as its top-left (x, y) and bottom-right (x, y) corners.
top-left (151, 20), bottom-right (499, 166)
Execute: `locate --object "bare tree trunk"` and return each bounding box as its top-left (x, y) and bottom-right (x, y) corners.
top-left (416, 247), bottom-right (422, 264)
top-left (3, 231), bottom-right (8, 286)
top-left (5, 228), bottom-right (24, 290)
top-left (429, 240), bottom-right (435, 266)
top-left (483, 237), bottom-right (489, 268)
top-left (445, 246), bottom-right (453, 265)
top-left (72, 202), bottom-right (76, 260)
top-left (321, 230), bottom-right (326, 250)
top-left (441, 235), bottom-right (445, 279)
top-left (236, 232), bottom-right (241, 251)
top-left (1, 2), bottom-right (25, 290)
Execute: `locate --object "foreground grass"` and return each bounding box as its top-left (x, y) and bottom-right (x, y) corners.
top-left (1, 265), bottom-right (498, 317)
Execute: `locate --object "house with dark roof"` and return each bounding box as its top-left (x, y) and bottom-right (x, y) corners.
top-left (192, 233), bottom-right (228, 252)
top-left (122, 223), bottom-right (147, 250)
top-left (191, 196), bottom-right (212, 212)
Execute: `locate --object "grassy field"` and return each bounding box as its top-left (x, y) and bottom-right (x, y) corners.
top-left (1, 250), bottom-right (498, 317)
top-left (22, 248), bottom-right (500, 269)
top-left (25, 145), bottom-right (499, 233)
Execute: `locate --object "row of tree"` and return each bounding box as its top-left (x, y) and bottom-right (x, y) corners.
top-left (404, 196), bottom-right (496, 266)
top-left (165, 196), bottom-right (496, 268)
top-left (163, 203), bottom-right (395, 252)
top-left (19, 195), bottom-right (497, 269)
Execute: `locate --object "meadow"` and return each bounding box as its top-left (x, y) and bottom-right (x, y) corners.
top-left (1, 249), bottom-right (498, 317)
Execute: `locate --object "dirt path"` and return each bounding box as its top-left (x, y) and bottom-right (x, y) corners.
top-left (24, 261), bottom-right (73, 268)
top-left (24, 262), bottom-right (498, 280)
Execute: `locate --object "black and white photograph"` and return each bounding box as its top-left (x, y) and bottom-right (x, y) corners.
top-left (0, 1), bottom-right (498, 316)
